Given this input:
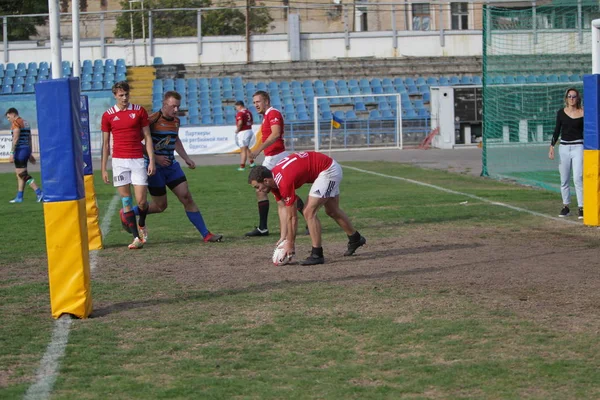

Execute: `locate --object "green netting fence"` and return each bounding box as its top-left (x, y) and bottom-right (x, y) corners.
top-left (482, 2), bottom-right (598, 191)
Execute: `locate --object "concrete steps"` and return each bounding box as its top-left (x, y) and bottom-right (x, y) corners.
top-left (155, 56), bottom-right (483, 82)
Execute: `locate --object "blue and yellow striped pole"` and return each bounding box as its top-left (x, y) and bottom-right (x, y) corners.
top-left (80, 95), bottom-right (103, 250)
top-left (35, 78), bottom-right (92, 319)
top-left (583, 75), bottom-right (600, 226)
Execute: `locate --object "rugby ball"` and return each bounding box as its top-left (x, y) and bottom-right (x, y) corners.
top-left (272, 240), bottom-right (292, 266)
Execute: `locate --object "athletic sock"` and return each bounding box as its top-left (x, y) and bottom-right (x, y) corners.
top-left (186, 211), bottom-right (209, 237)
top-left (311, 246), bottom-right (324, 257)
top-left (258, 200), bottom-right (269, 231)
top-left (240, 163), bottom-right (245, 168)
top-left (348, 231), bottom-right (361, 242)
top-left (132, 205), bottom-right (140, 216)
top-left (16, 191), bottom-right (24, 200)
top-left (35, 188), bottom-right (42, 196)
top-left (124, 210), bottom-right (140, 238)
top-left (297, 197), bottom-right (305, 215)
top-left (138, 205), bottom-right (148, 227)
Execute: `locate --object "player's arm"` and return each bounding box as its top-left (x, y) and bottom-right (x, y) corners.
top-left (175, 137), bottom-right (195, 169)
top-left (251, 124), bottom-right (281, 159)
top-left (9, 126), bottom-right (19, 162)
top-left (549, 111), bottom-right (562, 159)
top-left (282, 198), bottom-right (298, 257)
top-left (235, 117), bottom-right (243, 133)
top-left (142, 126), bottom-right (156, 176)
top-left (101, 131), bottom-right (111, 184)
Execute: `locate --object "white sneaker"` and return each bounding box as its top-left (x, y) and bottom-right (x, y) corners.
top-left (138, 225), bottom-right (148, 243)
top-left (128, 237), bottom-right (144, 249)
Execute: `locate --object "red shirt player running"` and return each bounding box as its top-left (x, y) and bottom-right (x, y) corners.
top-left (248, 151), bottom-right (366, 265)
top-left (234, 100), bottom-right (255, 171)
top-left (101, 81), bottom-right (155, 250)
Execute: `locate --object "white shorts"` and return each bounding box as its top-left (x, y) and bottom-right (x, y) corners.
top-left (112, 157), bottom-right (148, 187)
top-left (235, 129), bottom-right (254, 148)
top-left (262, 151), bottom-right (290, 170)
top-left (309, 160), bottom-right (342, 198)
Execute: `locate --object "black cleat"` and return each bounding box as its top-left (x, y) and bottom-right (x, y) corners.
top-left (558, 206), bottom-right (570, 217)
top-left (245, 227), bottom-right (269, 237)
top-left (344, 235), bottom-right (366, 256)
top-left (300, 254), bottom-right (325, 265)
top-left (578, 207), bottom-right (583, 220)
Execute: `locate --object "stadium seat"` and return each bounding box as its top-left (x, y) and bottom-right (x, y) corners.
top-left (416, 77), bottom-right (426, 86)
top-left (438, 77), bottom-right (449, 85)
top-left (383, 86), bottom-right (396, 94)
top-left (2, 84), bottom-right (12, 94)
top-left (3, 77), bottom-right (13, 85)
top-left (213, 114), bottom-right (224, 125)
top-left (333, 110), bottom-right (344, 120)
top-left (369, 110), bottom-right (381, 119)
top-left (103, 81), bottom-right (114, 90)
top-left (426, 77), bottom-right (439, 85)
top-left (302, 80), bottom-right (313, 89)
top-left (348, 79), bottom-right (359, 88)
top-left (422, 92), bottom-right (431, 103)
top-left (449, 76), bottom-right (460, 85)
top-left (191, 116), bottom-right (202, 125)
top-left (547, 74), bottom-right (558, 83)
top-left (92, 82), bottom-right (103, 90)
top-left (153, 57), bottom-right (164, 65)
top-left (460, 76), bottom-right (473, 85)
top-left (179, 116), bottom-right (187, 125)
top-left (473, 76), bottom-right (482, 85)
top-left (16, 68), bottom-right (26, 77)
top-left (379, 101), bottom-right (390, 110)
top-left (321, 111), bottom-right (332, 120)
top-left (232, 76), bottom-right (243, 88)
top-left (345, 110), bottom-right (357, 120)
top-left (15, 76), bottom-right (24, 85)
top-left (418, 108), bottom-right (430, 118)
top-left (354, 102), bottom-right (366, 111)
top-left (24, 83), bottom-right (35, 93)
top-left (373, 86), bottom-right (384, 94)
top-left (536, 75), bottom-right (548, 83)
top-left (381, 110), bottom-right (394, 119)
top-left (505, 76), bottom-right (516, 84)
top-left (13, 84), bottom-right (23, 94)
top-left (526, 75), bottom-right (537, 83)
top-left (115, 72), bottom-right (126, 82)
top-left (297, 111), bottom-right (311, 121)
top-left (569, 74), bottom-right (582, 82)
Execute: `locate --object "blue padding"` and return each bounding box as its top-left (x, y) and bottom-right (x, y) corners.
top-left (583, 74), bottom-right (600, 150)
top-left (79, 95), bottom-right (94, 175)
top-left (35, 78), bottom-right (85, 202)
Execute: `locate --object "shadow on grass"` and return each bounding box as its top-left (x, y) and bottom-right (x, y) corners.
top-left (91, 242), bottom-right (483, 318)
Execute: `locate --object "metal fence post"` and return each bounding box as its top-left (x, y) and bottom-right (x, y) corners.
top-left (148, 10), bottom-right (154, 57)
top-left (391, 5), bottom-right (397, 49)
top-left (2, 17), bottom-right (7, 63)
top-left (100, 13), bottom-right (106, 59)
top-left (343, 5), bottom-right (349, 50)
top-left (439, 3), bottom-right (445, 47)
top-left (197, 9), bottom-right (203, 55)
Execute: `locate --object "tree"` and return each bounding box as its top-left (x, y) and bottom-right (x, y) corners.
top-left (0, 0), bottom-right (48, 41)
top-left (114, 0), bottom-right (273, 39)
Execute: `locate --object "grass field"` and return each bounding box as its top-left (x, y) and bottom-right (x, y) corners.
top-left (2, 160), bottom-right (600, 399)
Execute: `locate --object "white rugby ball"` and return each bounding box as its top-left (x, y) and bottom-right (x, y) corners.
top-left (272, 240), bottom-right (292, 266)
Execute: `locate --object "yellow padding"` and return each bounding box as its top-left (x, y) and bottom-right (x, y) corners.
top-left (583, 150), bottom-right (600, 226)
top-left (84, 175), bottom-right (103, 250)
top-left (44, 199), bottom-right (92, 319)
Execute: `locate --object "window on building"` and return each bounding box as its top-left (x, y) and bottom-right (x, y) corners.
top-left (451, 2), bottom-right (469, 30)
top-left (412, 3), bottom-right (431, 31)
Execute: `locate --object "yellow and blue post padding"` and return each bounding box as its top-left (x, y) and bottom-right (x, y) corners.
top-left (80, 95), bottom-right (103, 250)
top-left (583, 74), bottom-right (600, 226)
top-left (35, 78), bottom-right (92, 319)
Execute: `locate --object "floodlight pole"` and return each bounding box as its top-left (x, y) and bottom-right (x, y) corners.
top-left (48, 0), bottom-right (62, 79)
top-left (72, 0), bottom-right (81, 79)
top-left (592, 19), bottom-right (600, 74)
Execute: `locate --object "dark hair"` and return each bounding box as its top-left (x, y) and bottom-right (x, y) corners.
top-left (112, 81), bottom-right (130, 94)
top-left (235, 100), bottom-right (244, 107)
top-left (163, 91), bottom-right (181, 101)
top-left (252, 90), bottom-right (270, 103)
top-left (248, 165), bottom-right (272, 184)
top-left (564, 88), bottom-right (582, 109)
top-left (5, 107), bottom-right (18, 116)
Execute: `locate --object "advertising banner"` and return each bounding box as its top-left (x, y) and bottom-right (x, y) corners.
top-left (178, 125), bottom-right (260, 155)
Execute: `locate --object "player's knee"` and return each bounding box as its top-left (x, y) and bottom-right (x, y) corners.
top-left (325, 207), bottom-right (338, 218)
top-left (180, 191), bottom-right (194, 206)
top-left (155, 201), bottom-right (167, 212)
top-left (18, 170), bottom-right (33, 184)
top-left (137, 198), bottom-right (148, 209)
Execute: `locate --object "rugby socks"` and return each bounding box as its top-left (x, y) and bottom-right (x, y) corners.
top-left (124, 210), bottom-right (140, 238)
top-left (34, 188), bottom-right (42, 196)
top-left (132, 205), bottom-right (139, 216)
top-left (16, 191), bottom-right (24, 200)
top-left (138, 205), bottom-right (148, 228)
top-left (348, 231), bottom-right (361, 242)
top-left (186, 211), bottom-right (209, 237)
top-left (240, 163), bottom-right (245, 169)
top-left (311, 246), bottom-right (324, 257)
top-left (258, 200), bottom-right (269, 231)
top-left (297, 197), bottom-right (305, 215)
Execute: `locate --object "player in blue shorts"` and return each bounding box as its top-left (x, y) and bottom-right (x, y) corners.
top-left (125, 91), bottom-right (223, 243)
top-left (6, 108), bottom-right (43, 203)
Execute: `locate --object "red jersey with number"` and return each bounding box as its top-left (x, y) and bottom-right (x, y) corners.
top-left (261, 107), bottom-right (285, 156)
top-left (271, 151), bottom-right (333, 206)
top-left (101, 104), bottom-right (149, 158)
top-left (236, 109), bottom-right (253, 130)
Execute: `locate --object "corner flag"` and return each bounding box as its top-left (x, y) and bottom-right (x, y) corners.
top-left (331, 114), bottom-right (343, 129)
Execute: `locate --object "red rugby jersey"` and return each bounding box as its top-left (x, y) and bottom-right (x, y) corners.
top-left (261, 107), bottom-right (285, 156)
top-left (101, 104), bottom-right (149, 159)
top-left (236, 109), bottom-right (253, 130)
top-left (271, 151), bottom-right (334, 206)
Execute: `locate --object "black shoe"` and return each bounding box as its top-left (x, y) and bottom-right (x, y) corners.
top-left (344, 235), bottom-right (366, 256)
top-left (300, 254), bottom-right (325, 265)
top-left (245, 227), bottom-right (269, 237)
top-left (578, 207), bottom-right (583, 219)
top-left (558, 206), bottom-right (570, 217)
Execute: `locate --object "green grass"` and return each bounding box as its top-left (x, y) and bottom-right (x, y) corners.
top-left (1, 161), bottom-right (599, 399)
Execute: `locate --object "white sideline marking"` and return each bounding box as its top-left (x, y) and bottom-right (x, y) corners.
top-left (24, 194), bottom-right (120, 400)
top-left (342, 165), bottom-right (581, 226)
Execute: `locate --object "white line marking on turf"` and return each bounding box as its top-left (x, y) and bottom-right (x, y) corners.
top-left (342, 165), bottom-right (581, 226)
top-left (24, 194), bottom-right (120, 400)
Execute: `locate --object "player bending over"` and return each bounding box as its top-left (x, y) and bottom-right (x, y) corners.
top-left (248, 151), bottom-right (366, 265)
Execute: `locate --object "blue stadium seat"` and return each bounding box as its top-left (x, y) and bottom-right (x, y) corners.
top-left (325, 80), bottom-right (336, 88)
top-left (290, 81), bottom-right (301, 89)
top-left (191, 116), bottom-right (202, 125)
top-left (279, 81), bottom-right (290, 90)
top-left (226, 114), bottom-right (236, 124)
top-left (179, 115), bottom-right (187, 125)
top-left (245, 82), bottom-right (256, 92)
top-left (105, 59), bottom-right (115, 68)
top-left (24, 83), bottom-right (35, 93)
top-left (13, 84), bottom-right (23, 94)
top-left (302, 80), bottom-right (313, 89)
top-left (547, 75), bottom-right (558, 83)
top-left (296, 104), bottom-right (307, 113)
top-left (460, 76), bottom-right (473, 85)
top-left (379, 101), bottom-right (390, 110)
top-left (383, 86), bottom-right (396, 94)
top-left (232, 76), bottom-right (243, 88)
top-left (345, 110), bottom-right (357, 120)
top-left (92, 81), bottom-right (103, 90)
top-left (116, 64), bottom-right (127, 75)
top-left (404, 77), bottom-right (415, 86)
top-left (449, 76), bottom-right (460, 85)
top-left (354, 102), bottom-right (366, 111)
top-left (213, 114), bottom-right (224, 125)
top-left (373, 86), bottom-right (384, 94)
top-left (473, 76), bottom-right (482, 85)
top-left (347, 79), bottom-right (358, 88)
top-left (407, 85), bottom-right (419, 96)
top-left (3, 77), bottom-right (13, 85)
top-left (359, 78), bottom-right (370, 88)
top-left (268, 81), bottom-right (278, 91)
top-left (490, 76), bottom-right (503, 84)
top-left (297, 111), bottom-right (310, 121)
top-left (5, 63), bottom-right (15, 71)
top-left (369, 110), bottom-right (381, 119)
top-left (536, 75), bottom-right (548, 83)
top-left (438, 77), bottom-right (449, 85)
top-left (0, 67), bottom-right (3, 79)
top-left (426, 77), bottom-right (438, 85)
top-left (569, 74), bottom-right (582, 82)
top-left (115, 72), bottom-right (126, 82)
top-left (256, 82), bottom-right (267, 91)
top-left (188, 107), bottom-right (199, 116)
top-left (82, 59), bottom-right (92, 69)
top-left (153, 57), bottom-right (164, 65)
top-left (16, 68), bottom-right (26, 77)
top-left (17, 62), bottom-right (26, 70)
top-left (2, 84), bottom-right (12, 94)
top-left (403, 109), bottom-right (418, 119)
top-left (418, 108), bottom-right (430, 118)
top-left (381, 110), bottom-right (394, 119)
top-left (321, 111), bottom-right (332, 120)
top-left (93, 59), bottom-right (103, 69)
top-left (333, 110), bottom-right (344, 120)
top-left (505, 76), bottom-right (516, 84)
top-left (526, 75), bottom-right (537, 83)
top-left (416, 77), bottom-right (426, 86)
top-left (104, 81), bottom-right (114, 90)
top-left (14, 76), bottom-right (24, 85)
top-left (422, 92), bottom-right (431, 103)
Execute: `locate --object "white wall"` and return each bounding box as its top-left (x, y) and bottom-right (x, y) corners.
top-left (1, 30), bottom-right (483, 66)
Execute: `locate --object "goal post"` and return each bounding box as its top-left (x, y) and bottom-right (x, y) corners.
top-left (312, 93), bottom-right (403, 152)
